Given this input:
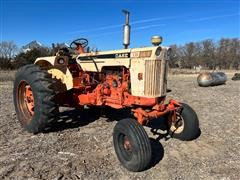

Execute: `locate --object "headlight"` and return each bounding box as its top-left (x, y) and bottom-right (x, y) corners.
top-left (155, 47), bottom-right (162, 56)
top-left (167, 48), bottom-right (172, 56)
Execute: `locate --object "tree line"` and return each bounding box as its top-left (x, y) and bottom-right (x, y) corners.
top-left (0, 38), bottom-right (239, 70)
top-left (169, 38), bottom-right (240, 70)
top-left (0, 41), bottom-right (53, 69)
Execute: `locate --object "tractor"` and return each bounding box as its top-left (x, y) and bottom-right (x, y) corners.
top-left (13, 10), bottom-right (199, 172)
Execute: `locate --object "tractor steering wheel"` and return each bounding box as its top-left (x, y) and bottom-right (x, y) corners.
top-left (70, 38), bottom-right (88, 50)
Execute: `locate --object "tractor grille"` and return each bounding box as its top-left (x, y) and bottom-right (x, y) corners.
top-left (144, 59), bottom-right (166, 97)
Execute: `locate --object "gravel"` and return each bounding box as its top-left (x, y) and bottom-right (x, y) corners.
top-left (0, 73), bottom-right (240, 180)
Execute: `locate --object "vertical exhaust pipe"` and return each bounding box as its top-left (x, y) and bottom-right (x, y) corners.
top-left (122, 10), bottom-right (130, 49)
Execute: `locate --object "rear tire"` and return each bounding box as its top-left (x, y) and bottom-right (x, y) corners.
top-left (13, 64), bottom-right (59, 133)
top-left (170, 103), bottom-right (200, 140)
top-left (113, 118), bottom-right (152, 172)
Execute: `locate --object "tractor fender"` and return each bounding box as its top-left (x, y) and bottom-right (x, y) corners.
top-left (34, 56), bottom-right (73, 90)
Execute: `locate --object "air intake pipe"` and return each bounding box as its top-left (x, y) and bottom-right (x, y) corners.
top-left (122, 10), bottom-right (130, 49)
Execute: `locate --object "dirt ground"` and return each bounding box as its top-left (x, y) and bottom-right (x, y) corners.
top-left (0, 72), bottom-right (240, 180)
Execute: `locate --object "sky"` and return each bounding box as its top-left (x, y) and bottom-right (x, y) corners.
top-left (0, 0), bottom-right (239, 50)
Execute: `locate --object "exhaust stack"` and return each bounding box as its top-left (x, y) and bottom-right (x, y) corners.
top-left (122, 10), bottom-right (130, 49)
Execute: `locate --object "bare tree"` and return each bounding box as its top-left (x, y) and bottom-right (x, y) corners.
top-left (228, 38), bottom-right (240, 69)
top-left (169, 38), bottom-right (239, 70)
top-left (0, 41), bottom-right (18, 59)
top-left (216, 38), bottom-right (240, 69)
top-left (201, 39), bottom-right (216, 69)
top-left (180, 42), bottom-right (201, 69)
top-left (0, 41), bottom-right (18, 69)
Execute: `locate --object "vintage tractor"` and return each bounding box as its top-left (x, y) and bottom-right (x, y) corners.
top-left (13, 11), bottom-right (199, 171)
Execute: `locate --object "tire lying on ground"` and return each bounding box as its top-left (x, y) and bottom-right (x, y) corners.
top-left (113, 118), bottom-right (152, 172)
top-left (13, 64), bottom-right (59, 133)
top-left (169, 103), bottom-right (200, 141)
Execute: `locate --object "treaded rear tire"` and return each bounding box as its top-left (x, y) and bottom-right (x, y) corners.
top-left (13, 64), bottom-right (59, 133)
top-left (113, 118), bottom-right (152, 172)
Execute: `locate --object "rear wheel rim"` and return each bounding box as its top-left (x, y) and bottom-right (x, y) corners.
top-left (17, 81), bottom-right (35, 124)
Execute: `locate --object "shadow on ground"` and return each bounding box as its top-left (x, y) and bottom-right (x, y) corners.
top-left (43, 107), bottom-right (133, 133)
top-left (148, 138), bottom-right (164, 169)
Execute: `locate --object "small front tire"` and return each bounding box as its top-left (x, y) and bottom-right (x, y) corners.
top-left (169, 103), bottom-right (200, 141)
top-left (113, 118), bottom-right (152, 172)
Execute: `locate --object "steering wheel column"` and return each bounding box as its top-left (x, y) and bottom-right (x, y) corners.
top-left (76, 45), bottom-right (85, 54)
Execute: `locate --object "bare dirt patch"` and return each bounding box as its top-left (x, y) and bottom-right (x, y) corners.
top-left (0, 73), bottom-right (240, 179)
top-left (0, 71), bottom-right (15, 81)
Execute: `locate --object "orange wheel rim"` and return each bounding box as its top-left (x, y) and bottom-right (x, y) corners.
top-left (17, 81), bottom-right (35, 124)
top-left (24, 85), bottom-right (35, 115)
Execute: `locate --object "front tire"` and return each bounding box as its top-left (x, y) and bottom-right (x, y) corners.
top-left (169, 103), bottom-right (200, 140)
top-left (113, 118), bottom-right (152, 172)
top-left (13, 64), bottom-right (59, 133)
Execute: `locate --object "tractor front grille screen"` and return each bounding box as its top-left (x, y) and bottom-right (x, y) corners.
top-left (144, 59), bottom-right (163, 97)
